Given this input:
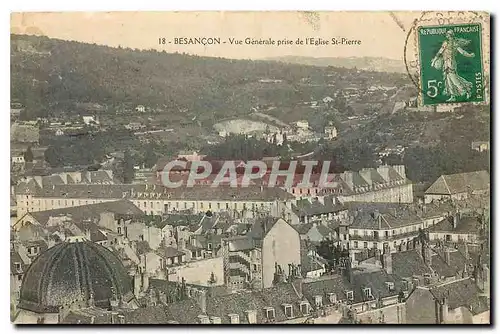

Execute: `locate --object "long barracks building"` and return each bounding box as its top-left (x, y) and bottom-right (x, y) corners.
top-left (15, 181), bottom-right (295, 219)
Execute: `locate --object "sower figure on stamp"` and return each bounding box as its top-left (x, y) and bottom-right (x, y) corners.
top-left (431, 30), bottom-right (475, 102)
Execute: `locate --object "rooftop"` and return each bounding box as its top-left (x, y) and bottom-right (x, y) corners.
top-left (425, 171), bottom-right (490, 195)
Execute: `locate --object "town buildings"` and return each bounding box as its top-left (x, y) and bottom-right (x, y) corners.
top-left (424, 171), bottom-right (490, 204)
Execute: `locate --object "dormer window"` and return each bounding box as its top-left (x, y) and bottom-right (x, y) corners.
top-left (210, 316), bottom-right (221, 324)
top-left (282, 303), bottom-right (293, 318)
top-left (327, 292), bottom-right (337, 304)
top-left (198, 315), bottom-right (210, 324)
top-left (264, 307), bottom-right (275, 320)
top-left (228, 313), bottom-right (240, 324)
top-left (402, 280), bottom-right (409, 291)
top-left (314, 295), bottom-right (323, 307)
top-left (385, 282), bottom-right (395, 292)
top-left (245, 310), bottom-right (257, 324)
top-left (14, 262), bottom-right (21, 271)
top-left (300, 301), bottom-right (310, 315)
top-left (363, 287), bottom-right (373, 299)
top-left (207, 243), bottom-right (213, 250)
top-left (346, 290), bottom-right (354, 301)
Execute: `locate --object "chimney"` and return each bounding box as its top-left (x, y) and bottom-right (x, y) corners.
top-left (346, 259), bottom-right (354, 283)
top-left (423, 245), bottom-right (432, 266)
top-left (452, 214), bottom-right (458, 229)
top-left (441, 297), bottom-right (449, 324)
top-left (88, 292), bottom-right (95, 307)
top-left (134, 273), bottom-right (142, 298)
top-left (445, 249), bottom-right (451, 265)
top-left (375, 249), bottom-right (382, 267)
top-left (142, 272), bottom-right (150, 291)
top-left (197, 289), bottom-right (207, 313)
top-left (382, 252), bottom-right (392, 274)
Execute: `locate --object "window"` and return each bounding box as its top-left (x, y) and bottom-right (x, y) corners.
top-left (283, 304), bottom-right (293, 318)
top-left (373, 242), bottom-right (378, 249)
top-left (353, 230), bottom-right (358, 235)
top-left (346, 290), bottom-right (354, 301)
top-left (314, 295), bottom-right (323, 307)
top-left (210, 317), bottom-right (221, 324)
top-left (363, 288), bottom-right (372, 299)
top-left (300, 302), bottom-right (310, 315)
top-left (265, 307), bottom-right (275, 320)
top-left (385, 282), bottom-right (395, 292)
top-left (144, 201), bottom-right (147, 207)
top-left (14, 262), bottom-right (21, 271)
top-left (209, 203), bottom-right (212, 209)
top-left (17, 274), bottom-right (23, 281)
top-left (200, 203), bottom-right (204, 209)
top-left (363, 242), bottom-right (368, 249)
top-left (226, 203), bottom-right (230, 209)
top-left (354, 241), bottom-right (358, 249)
top-left (207, 243), bottom-right (213, 250)
top-left (198, 315), bottom-right (210, 324)
top-left (228, 314), bottom-right (240, 324)
top-left (150, 202), bottom-right (153, 208)
top-left (446, 235), bottom-right (452, 242)
top-left (217, 203), bottom-right (221, 209)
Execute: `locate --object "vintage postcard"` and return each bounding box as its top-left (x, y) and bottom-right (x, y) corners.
top-left (10, 11), bottom-right (490, 325)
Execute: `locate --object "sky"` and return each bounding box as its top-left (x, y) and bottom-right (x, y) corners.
top-left (10, 11), bottom-right (421, 60)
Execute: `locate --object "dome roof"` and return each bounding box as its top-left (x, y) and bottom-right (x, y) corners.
top-left (19, 240), bottom-right (134, 313)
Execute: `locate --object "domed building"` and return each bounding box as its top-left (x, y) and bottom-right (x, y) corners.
top-left (14, 238), bottom-right (139, 324)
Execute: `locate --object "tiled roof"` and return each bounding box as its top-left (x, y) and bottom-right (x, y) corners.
top-left (293, 223), bottom-right (314, 235)
top-left (350, 269), bottom-right (403, 303)
top-left (430, 278), bottom-right (489, 315)
top-left (425, 171), bottom-right (490, 195)
top-left (164, 299), bottom-right (203, 324)
top-left (350, 203), bottom-right (424, 229)
top-left (391, 249), bottom-right (432, 278)
top-left (430, 248), bottom-right (470, 278)
top-left (124, 306), bottom-right (171, 324)
top-left (428, 215), bottom-right (482, 234)
top-left (205, 283), bottom-right (307, 323)
top-left (292, 198), bottom-right (345, 217)
top-left (161, 213), bottom-right (205, 228)
top-left (27, 200), bottom-right (144, 227)
top-left (227, 236), bottom-right (255, 252)
top-left (157, 247), bottom-right (185, 259)
top-left (248, 217), bottom-right (280, 240)
top-left (302, 275), bottom-right (353, 305)
top-left (10, 251), bottom-right (28, 275)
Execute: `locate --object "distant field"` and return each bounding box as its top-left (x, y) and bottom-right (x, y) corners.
top-left (213, 119), bottom-right (279, 135)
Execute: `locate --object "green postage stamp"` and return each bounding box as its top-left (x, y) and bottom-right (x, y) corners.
top-left (417, 23), bottom-right (484, 105)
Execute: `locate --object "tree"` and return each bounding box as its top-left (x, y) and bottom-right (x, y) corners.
top-left (23, 146), bottom-right (34, 162)
top-left (44, 145), bottom-right (62, 167)
top-left (123, 149), bottom-right (135, 183)
top-left (143, 144), bottom-right (157, 169)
